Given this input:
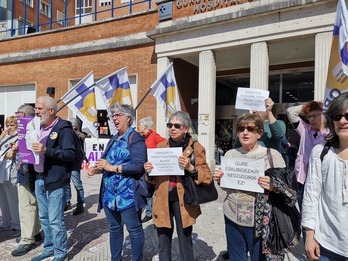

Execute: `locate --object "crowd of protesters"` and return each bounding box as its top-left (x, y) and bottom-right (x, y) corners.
top-left (0, 93), bottom-right (347, 261)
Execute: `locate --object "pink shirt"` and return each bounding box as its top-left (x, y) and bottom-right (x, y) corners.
top-left (34, 117), bottom-right (59, 173)
top-left (294, 119), bottom-right (328, 184)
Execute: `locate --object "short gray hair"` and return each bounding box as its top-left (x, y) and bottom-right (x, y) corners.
top-left (17, 104), bottom-right (35, 116)
top-left (36, 96), bottom-right (57, 112)
top-left (139, 116), bottom-right (153, 129)
top-left (111, 104), bottom-right (135, 126)
top-left (169, 111), bottom-right (192, 128)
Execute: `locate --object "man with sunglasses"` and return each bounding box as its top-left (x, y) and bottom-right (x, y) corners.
top-left (286, 101), bottom-right (329, 243)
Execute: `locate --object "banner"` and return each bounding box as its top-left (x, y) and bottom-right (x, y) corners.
top-left (323, 0), bottom-right (348, 110)
top-left (17, 116), bottom-right (40, 164)
top-left (150, 63), bottom-right (181, 121)
top-left (61, 72), bottom-right (98, 138)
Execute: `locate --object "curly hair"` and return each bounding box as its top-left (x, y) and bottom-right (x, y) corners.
top-left (301, 101), bottom-right (323, 115)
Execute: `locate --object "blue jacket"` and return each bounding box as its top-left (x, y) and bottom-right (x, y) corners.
top-left (98, 129), bottom-right (147, 212)
top-left (38, 118), bottom-right (76, 191)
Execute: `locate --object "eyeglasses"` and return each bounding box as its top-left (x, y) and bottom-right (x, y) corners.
top-left (112, 113), bottom-right (125, 118)
top-left (330, 113), bottom-right (348, 121)
top-left (166, 123), bottom-right (183, 129)
top-left (15, 111), bottom-right (24, 115)
top-left (306, 113), bottom-right (322, 120)
top-left (237, 126), bottom-right (258, 133)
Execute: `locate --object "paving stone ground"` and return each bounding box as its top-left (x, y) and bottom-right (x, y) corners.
top-left (0, 172), bottom-right (307, 260)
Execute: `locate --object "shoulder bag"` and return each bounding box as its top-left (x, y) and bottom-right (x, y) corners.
top-left (183, 142), bottom-right (218, 205)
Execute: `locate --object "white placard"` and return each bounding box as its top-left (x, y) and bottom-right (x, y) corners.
top-left (235, 87), bottom-right (269, 111)
top-left (147, 148), bottom-right (184, 176)
top-left (220, 156), bottom-right (264, 193)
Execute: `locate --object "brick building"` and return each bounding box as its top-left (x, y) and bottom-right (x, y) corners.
top-left (0, 0), bottom-right (339, 166)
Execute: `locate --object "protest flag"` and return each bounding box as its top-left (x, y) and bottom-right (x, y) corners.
top-left (149, 63), bottom-right (181, 120)
top-left (60, 71), bottom-right (98, 138)
top-left (95, 67), bottom-right (133, 134)
top-left (323, 0), bottom-right (348, 110)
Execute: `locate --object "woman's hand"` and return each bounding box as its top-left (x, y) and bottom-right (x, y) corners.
top-left (87, 166), bottom-right (102, 177)
top-left (144, 162), bottom-right (154, 173)
top-left (305, 229), bottom-right (320, 260)
top-left (95, 159), bottom-right (114, 172)
top-left (178, 155), bottom-right (194, 172)
top-left (213, 169), bottom-right (223, 183)
top-left (258, 176), bottom-right (274, 191)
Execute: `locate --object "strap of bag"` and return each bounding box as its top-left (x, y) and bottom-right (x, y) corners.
top-left (190, 141), bottom-right (196, 167)
top-left (320, 142), bottom-right (331, 162)
top-left (267, 148), bottom-right (274, 168)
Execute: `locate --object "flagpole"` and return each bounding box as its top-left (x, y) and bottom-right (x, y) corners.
top-left (134, 87), bottom-right (152, 111)
top-left (56, 83), bottom-right (96, 113)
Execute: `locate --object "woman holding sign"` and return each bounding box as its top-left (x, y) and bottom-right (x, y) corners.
top-left (144, 111), bottom-right (212, 261)
top-left (214, 113), bottom-right (287, 261)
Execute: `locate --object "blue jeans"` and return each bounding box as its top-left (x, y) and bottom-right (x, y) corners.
top-left (104, 206), bottom-right (144, 261)
top-left (319, 245), bottom-right (348, 261)
top-left (65, 170), bottom-right (84, 206)
top-left (225, 216), bottom-right (264, 261)
top-left (144, 197), bottom-right (153, 217)
top-left (35, 177), bottom-right (68, 258)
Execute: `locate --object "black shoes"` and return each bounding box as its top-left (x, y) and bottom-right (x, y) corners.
top-left (16, 232), bottom-right (43, 244)
top-left (11, 243), bottom-right (35, 256)
top-left (222, 251), bottom-right (229, 260)
top-left (64, 203), bottom-right (72, 212)
top-left (73, 206), bottom-right (84, 215)
top-left (141, 216), bottom-right (152, 223)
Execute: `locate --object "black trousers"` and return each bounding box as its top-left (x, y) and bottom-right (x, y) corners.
top-left (157, 200), bottom-right (194, 261)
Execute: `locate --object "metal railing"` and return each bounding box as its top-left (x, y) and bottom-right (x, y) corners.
top-left (0, 0), bottom-right (152, 39)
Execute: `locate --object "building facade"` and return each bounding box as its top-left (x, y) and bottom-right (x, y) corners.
top-left (0, 0), bottom-right (339, 167)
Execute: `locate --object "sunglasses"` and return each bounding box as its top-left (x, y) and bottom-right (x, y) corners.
top-left (237, 126), bottom-right (258, 133)
top-left (330, 113), bottom-right (348, 121)
top-left (166, 123), bottom-right (183, 129)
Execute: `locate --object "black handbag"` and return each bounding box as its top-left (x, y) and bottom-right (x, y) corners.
top-left (183, 142), bottom-right (218, 205)
top-left (265, 149), bottom-right (301, 255)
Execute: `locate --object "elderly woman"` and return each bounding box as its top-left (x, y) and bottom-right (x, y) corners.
top-left (0, 116), bottom-right (21, 237)
top-left (302, 92), bottom-right (348, 260)
top-left (144, 111), bottom-right (212, 261)
top-left (214, 113), bottom-right (287, 261)
top-left (87, 104), bottom-right (147, 261)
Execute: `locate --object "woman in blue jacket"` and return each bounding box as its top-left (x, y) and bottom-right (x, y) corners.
top-left (87, 104), bottom-right (147, 261)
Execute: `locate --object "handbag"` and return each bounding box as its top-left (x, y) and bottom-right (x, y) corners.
top-left (183, 142), bottom-right (218, 205)
top-left (265, 148), bottom-right (301, 255)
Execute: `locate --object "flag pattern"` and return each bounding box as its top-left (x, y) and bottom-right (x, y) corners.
top-left (150, 63), bottom-right (181, 120)
top-left (61, 72), bottom-right (98, 138)
top-left (323, 0), bottom-right (348, 110)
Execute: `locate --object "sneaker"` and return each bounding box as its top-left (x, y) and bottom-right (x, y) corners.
top-left (141, 215), bottom-right (152, 223)
top-left (64, 203), bottom-right (71, 212)
top-left (52, 256), bottom-right (67, 261)
top-left (7, 228), bottom-right (21, 237)
top-left (31, 251), bottom-right (54, 261)
top-left (73, 206), bottom-right (84, 215)
top-left (11, 243), bottom-right (35, 256)
top-left (222, 251), bottom-right (229, 260)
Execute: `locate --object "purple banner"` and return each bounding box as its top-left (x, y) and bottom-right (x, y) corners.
top-left (17, 116), bottom-right (36, 164)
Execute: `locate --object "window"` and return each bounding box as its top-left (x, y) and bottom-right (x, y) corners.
top-left (57, 10), bottom-right (65, 26)
top-left (18, 17), bottom-right (33, 35)
top-left (20, 0), bottom-right (34, 8)
top-left (99, 0), bottom-right (111, 6)
top-left (76, 0), bottom-right (92, 14)
top-left (40, 1), bottom-right (50, 18)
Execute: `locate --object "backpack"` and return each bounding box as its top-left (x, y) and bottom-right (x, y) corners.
top-left (128, 131), bottom-right (151, 198)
